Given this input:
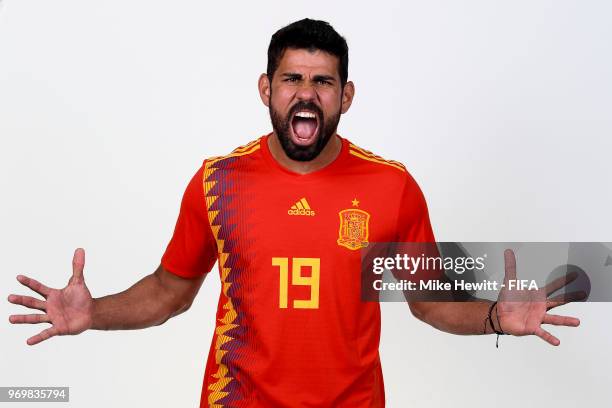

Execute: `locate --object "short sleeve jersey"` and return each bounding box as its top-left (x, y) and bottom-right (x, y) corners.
top-left (162, 134), bottom-right (436, 408)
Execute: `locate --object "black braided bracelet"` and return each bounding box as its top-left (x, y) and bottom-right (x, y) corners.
top-left (494, 303), bottom-right (506, 348)
top-left (487, 301), bottom-right (505, 348)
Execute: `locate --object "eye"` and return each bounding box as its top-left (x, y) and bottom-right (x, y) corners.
top-left (316, 79), bottom-right (331, 85)
top-left (284, 77), bottom-right (299, 83)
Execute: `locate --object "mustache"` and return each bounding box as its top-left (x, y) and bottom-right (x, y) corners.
top-left (288, 102), bottom-right (324, 120)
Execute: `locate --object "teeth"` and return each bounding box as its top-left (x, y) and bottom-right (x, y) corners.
top-left (295, 111), bottom-right (316, 119)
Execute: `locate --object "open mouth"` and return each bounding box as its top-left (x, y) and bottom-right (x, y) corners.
top-left (290, 110), bottom-right (320, 146)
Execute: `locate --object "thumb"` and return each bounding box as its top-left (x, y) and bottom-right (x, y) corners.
top-left (72, 248), bottom-right (86, 280)
top-left (503, 249), bottom-right (517, 288)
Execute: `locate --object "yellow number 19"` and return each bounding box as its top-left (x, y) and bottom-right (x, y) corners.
top-left (272, 257), bottom-right (320, 309)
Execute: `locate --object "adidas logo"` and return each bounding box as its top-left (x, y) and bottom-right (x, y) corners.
top-left (288, 197), bottom-right (316, 216)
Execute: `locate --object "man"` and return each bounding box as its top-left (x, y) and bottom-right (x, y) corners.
top-left (8, 19), bottom-right (581, 407)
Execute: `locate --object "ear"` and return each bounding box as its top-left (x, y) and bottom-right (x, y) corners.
top-left (340, 81), bottom-right (355, 114)
top-left (258, 73), bottom-right (271, 107)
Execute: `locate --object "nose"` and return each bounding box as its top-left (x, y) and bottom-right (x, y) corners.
top-left (295, 82), bottom-right (317, 101)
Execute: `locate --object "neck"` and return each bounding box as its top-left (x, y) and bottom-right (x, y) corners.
top-left (267, 133), bottom-right (342, 175)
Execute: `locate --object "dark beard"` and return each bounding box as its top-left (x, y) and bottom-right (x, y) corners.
top-left (269, 101), bottom-right (341, 162)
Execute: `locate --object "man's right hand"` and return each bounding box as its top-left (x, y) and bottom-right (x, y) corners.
top-left (8, 248), bottom-right (93, 345)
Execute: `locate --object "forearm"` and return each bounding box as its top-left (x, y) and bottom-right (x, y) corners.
top-left (410, 301), bottom-right (500, 335)
top-left (91, 273), bottom-right (188, 331)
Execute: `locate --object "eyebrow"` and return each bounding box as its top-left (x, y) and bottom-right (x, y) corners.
top-left (281, 72), bottom-right (303, 79)
top-left (313, 75), bottom-right (336, 83)
top-left (281, 72), bottom-right (337, 82)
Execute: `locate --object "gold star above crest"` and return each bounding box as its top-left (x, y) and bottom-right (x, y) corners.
top-left (351, 198), bottom-right (360, 207)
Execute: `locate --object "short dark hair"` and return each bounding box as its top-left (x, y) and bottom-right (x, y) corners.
top-left (267, 18), bottom-right (349, 86)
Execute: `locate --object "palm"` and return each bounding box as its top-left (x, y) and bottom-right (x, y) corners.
top-left (8, 248), bottom-right (93, 345)
top-left (45, 278), bottom-right (93, 335)
top-left (494, 249), bottom-right (582, 346)
top-left (498, 293), bottom-right (546, 335)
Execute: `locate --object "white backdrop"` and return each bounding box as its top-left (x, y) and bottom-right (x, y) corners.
top-left (1, 1), bottom-right (611, 407)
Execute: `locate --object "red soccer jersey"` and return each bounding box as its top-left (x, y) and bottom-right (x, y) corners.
top-left (161, 134), bottom-right (435, 408)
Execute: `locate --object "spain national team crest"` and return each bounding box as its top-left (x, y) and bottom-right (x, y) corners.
top-left (337, 199), bottom-right (370, 250)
